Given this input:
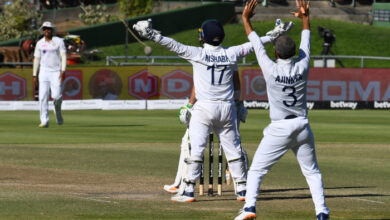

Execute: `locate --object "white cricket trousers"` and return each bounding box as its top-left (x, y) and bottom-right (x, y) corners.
top-left (245, 117), bottom-right (329, 215)
top-left (185, 100), bottom-right (246, 193)
top-left (39, 69), bottom-right (62, 125)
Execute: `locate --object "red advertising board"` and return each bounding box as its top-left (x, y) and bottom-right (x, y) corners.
top-left (1, 67), bottom-right (389, 102)
top-left (240, 68), bottom-right (390, 101)
top-left (306, 68), bottom-right (390, 101)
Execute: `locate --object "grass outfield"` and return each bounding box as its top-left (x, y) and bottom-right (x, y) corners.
top-left (0, 110), bottom-right (389, 219)
top-left (86, 19), bottom-right (390, 68)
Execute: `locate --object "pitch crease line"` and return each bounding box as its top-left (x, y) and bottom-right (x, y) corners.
top-left (348, 197), bottom-right (385, 204)
top-left (68, 193), bottom-right (119, 204)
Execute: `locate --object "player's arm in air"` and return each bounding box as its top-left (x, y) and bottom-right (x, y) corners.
top-left (242, 0), bottom-right (276, 75)
top-left (230, 21), bottom-right (294, 62)
top-left (242, 0), bottom-right (295, 73)
top-left (133, 20), bottom-right (200, 61)
top-left (293, 0), bottom-right (311, 68)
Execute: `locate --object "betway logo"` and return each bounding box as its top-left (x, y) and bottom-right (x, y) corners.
top-left (243, 101), bottom-right (269, 109)
top-left (307, 102), bottom-right (314, 110)
top-left (374, 101), bottom-right (390, 109)
top-left (330, 101), bottom-right (358, 109)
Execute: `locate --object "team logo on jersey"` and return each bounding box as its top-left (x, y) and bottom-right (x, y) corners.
top-left (43, 50), bottom-right (46, 54)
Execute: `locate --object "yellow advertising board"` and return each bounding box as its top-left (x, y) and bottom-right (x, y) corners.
top-left (0, 66), bottom-right (270, 101)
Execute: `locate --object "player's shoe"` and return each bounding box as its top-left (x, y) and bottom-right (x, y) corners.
top-left (163, 184), bottom-right (179, 194)
top-left (171, 191), bottom-right (195, 202)
top-left (266, 19), bottom-right (294, 42)
top-left (38, 123), bottom-right (48, 128)
top-left (234, 206), bottom-right (256, 220)
top-left (316, 213), bottom-right (330, 220)
top-left (236, 190), bottom-right (246, 201)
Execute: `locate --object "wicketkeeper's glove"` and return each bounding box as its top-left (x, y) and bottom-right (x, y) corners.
top-left (178, 103), bottom-right (193, 125)
top-left (133, 19), bottom-right (162, 42)
top-left (266, 19), bottom-right (294, 42)
top-left (236, 101), bottom-right (248, 123)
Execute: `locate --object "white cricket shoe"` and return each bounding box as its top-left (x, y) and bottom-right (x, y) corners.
top-left (234, 206), bottom-right (256, 220)
top-left (163, 184), bottom-right (179, 194)
top-left (171, 191), bottom-right (195, 203)
top-left (266, 19), bottom-right (294, 42)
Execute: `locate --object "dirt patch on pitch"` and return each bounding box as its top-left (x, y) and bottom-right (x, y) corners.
top-left (0, 164), bottom-right (165, 201)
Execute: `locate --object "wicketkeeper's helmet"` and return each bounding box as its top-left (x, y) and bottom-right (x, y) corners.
top-left (198, 19), bottom-right (225, 46)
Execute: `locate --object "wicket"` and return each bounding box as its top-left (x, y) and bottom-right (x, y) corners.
top-left (199, 133), bottom-right (223, 196)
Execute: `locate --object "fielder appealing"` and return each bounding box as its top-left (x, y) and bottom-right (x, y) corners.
top-left (235, 0), bottom-right (330, 220)
top-left (33, 21), bottom-right (67, 128)
top-left (134, 19), bottom-right (292, 203)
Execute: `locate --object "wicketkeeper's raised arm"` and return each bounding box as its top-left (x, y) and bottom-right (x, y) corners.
top-left (158, 36), bottom-right (199, 60)
top-left (133, 19), bottom-right (198, 60)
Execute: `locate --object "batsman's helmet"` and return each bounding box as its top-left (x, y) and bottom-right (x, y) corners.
top-left (198, 19), bottom-right (225, 46)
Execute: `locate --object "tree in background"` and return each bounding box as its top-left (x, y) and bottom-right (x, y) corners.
top-left (0, 0), bottom-right (42, 41)
top-left (79, 4), bottom-right (118, 25)
top-left (119, 0), bottom-right (153, 18)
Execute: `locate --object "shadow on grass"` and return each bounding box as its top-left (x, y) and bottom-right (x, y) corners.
top-left (261, 185), bottom-right (375, 193)
top-left (197, 186), bottom-right (389, 202)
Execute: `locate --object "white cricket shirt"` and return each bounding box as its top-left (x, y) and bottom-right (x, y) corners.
top-left (34, 36), bottom-right (66, 72)
top-left (248, 30), bottom-right (311, 121)
top-left (158, 36), bottom-right (255, 101)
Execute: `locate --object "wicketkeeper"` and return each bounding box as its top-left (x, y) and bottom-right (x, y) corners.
top-left (134, 18), bottom-right (293, 203)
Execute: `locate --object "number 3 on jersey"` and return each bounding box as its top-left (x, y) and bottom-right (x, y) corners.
top-left (283, 86), bottom-right (297, 107)
top-left (208, 65), bottom-right (227, 85)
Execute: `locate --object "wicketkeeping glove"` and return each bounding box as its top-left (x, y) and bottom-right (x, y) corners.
top-left (236, 101), bottom-right (248, 123)
top-left (266, 19), bottom-right (294, 42)
top-left (178, 103), bottom-right (193, 125)
top-left (132, 19), bottom-right (162, 42)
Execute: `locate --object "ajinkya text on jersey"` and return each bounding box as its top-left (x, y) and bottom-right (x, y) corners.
top-left (275, 74), bottom-right (303, 84)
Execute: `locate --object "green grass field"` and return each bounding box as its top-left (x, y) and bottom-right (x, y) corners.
top-left (81, 19), bottom-right (390, 68)
top-left (0, 110), bottom-right (389, 219)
